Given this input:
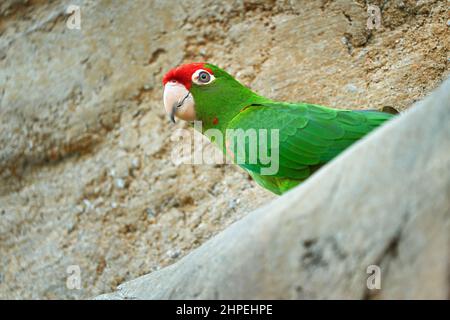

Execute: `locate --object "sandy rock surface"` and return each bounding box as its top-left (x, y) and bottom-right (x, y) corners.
top-left (0, 0), bottom-right (448, 299)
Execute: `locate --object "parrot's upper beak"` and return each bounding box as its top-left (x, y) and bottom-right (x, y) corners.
top-left (163, 82), bottom-right (196, 123)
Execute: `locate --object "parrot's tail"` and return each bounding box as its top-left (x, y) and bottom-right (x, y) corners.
top-left (380, 106), bottom-right (399, 114)
top-left (357, 106), bottom-right (399, 115)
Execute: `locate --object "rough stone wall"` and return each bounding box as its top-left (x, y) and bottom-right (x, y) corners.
top-left (0, 0), bottom-right (448, 299)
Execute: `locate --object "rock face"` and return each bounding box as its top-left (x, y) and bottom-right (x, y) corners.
top-left (97, 78), bottom-right (450, 300)
top-left (0, 1), bottom-right (449, 299)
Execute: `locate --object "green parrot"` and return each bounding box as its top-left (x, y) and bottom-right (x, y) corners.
top-left (163, 63), bottom-right (396, 195)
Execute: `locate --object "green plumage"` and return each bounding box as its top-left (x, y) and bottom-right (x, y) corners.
top-left (186, 64), bottom-right (395, 195)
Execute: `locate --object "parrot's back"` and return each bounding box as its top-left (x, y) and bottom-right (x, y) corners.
top-left (226, 102), bottom-right (396, 194)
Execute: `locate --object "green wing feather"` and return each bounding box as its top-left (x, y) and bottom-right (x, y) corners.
top-left (226, 102), bottom-right (394, 193)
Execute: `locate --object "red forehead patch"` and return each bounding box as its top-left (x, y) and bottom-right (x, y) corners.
top-left (162, 63), bottom-right (213, 90)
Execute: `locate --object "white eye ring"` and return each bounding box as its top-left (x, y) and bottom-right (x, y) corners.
top-left (192, 69), bottom-right (215, 85)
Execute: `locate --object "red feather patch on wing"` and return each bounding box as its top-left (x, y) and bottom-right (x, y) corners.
top-left (162, 63), bottom-right (213, 90)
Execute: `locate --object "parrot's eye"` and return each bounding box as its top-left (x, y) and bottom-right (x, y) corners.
top-left (192, 69), bottom-right (215, 85)
top-left (199, 71), bottom-right (210, 82)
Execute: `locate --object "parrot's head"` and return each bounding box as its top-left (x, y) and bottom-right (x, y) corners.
top-left (162, 63), bottom-right (259, 129)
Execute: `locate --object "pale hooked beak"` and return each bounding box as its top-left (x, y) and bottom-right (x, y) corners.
top-left (163, 82), bottom-right (196, 123)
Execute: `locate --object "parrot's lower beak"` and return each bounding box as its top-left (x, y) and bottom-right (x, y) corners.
top-left (163, 82), bottom-right (196, 123)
